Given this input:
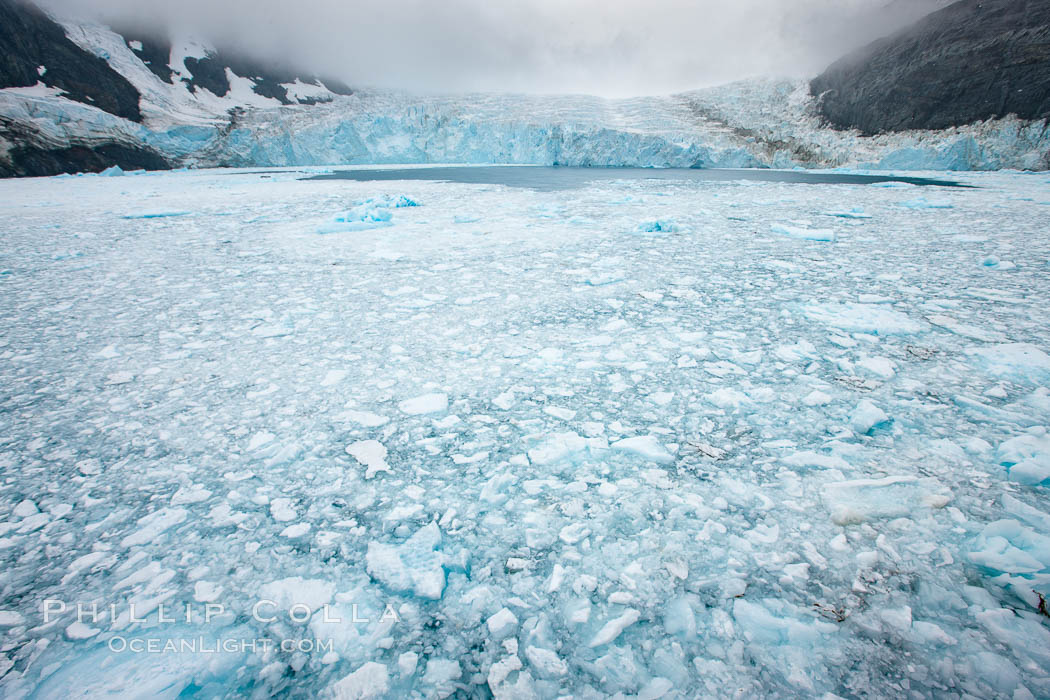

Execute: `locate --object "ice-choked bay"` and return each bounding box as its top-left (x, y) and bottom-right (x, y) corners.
top-left (1, 166), bottom-right (1050, 698)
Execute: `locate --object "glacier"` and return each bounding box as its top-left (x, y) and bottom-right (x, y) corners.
top-left (5, 79), bottom-right (1050, 173)
top-left (2, 165), bottom-right (1050, 697)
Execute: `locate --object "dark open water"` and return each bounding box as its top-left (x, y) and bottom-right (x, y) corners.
top-left (304, 166), bottom-right (968, 191)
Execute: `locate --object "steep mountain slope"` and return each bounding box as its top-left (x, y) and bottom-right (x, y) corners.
top-left (113, 28), bottom-right (354, 107)
top-left (0, 0), bottom-right (352, 176)
top-left (811, 0), bottom-right (1050, 134)
top-left (0, 0), bottom-right (141, 121)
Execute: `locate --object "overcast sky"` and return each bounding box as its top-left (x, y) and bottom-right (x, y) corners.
top-left (38, 0), bottom-right (949, 96)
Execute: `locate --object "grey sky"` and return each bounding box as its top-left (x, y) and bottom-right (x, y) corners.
top-left (37, 0), bottom-right (950, 96)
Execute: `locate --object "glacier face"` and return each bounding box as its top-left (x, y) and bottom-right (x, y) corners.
top-left (2, 13), bottom-right (1049, 175)
top-left (2, 167), bottom-right (1050, 697)
top-left (5, 78), bottom-right (1049, 174)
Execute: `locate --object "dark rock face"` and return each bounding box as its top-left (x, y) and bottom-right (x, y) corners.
top-left (811, 0), bottom-right (1050, 134)
top-left (183, 55), bottom-right (231, 98)
top-left (117, 25), bottom-right (354, 105)
top-left (1, 1), bottom-right (357, 177)
top-left (0, 141), bottom-right (171, 178)
top-left (0, 117), bottom-right (172, 177)
top-left (0, 0), bottom-right (143, 122)
top-left (182, 49), bottom-right (354, 105)
top-left (121, 33), bottom-right (175, 84)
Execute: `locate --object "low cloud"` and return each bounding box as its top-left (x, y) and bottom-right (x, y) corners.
top-left (36, 0), bottom-right (949, 96)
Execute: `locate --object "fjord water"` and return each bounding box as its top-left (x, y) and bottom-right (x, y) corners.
top-left (307, 165), bottom-right (968, 190)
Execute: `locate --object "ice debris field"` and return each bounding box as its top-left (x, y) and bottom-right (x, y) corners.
top-left (2, 166), bottom-right (1050, 698)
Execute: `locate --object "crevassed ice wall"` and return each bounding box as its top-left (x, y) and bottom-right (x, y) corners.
top-left (4, 80), bottom-right (1050, 172)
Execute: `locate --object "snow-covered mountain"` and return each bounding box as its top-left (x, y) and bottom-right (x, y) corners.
top-left (2, 0), bottom-right (1049, 177)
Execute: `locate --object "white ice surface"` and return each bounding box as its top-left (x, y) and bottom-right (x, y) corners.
top-left (0, 167), bottom-right (1050, 697)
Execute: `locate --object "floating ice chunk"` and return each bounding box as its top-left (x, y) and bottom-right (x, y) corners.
top-left (802, 390), bottom-right (832, 406)
top-left (969, 519), bottom-right (1050, 577)
top-left (251, 323), bottom-right (292, 338)
top-left (1007, 458), bottom-right (1050, 487)
top-left (398, 652), bottom-right (418, 677)
top-left (281, 523), bottom-right (311, 538)
top-left (193, 581), bottom-right (223, 602)
top-left (826, 208), bottom-right (872, 219)
top-left (422, 659), bottom-right (461, 699)
top-left (911, 620), bottom-right (957, 646)
top-left (339, 410), bottom-right (390, 427)
top-left (926, 314), bottom-right (1004, 342)
top-left (782, 562), bottom-right (810, 583)
top-left (972, 652), bottom-right (1022, 695)
top-left (321, 370), bottom-right (348, 386)
top-left (822, 476), bottom-right (950, 525)
top-left (270, 498), bottom-right (297, 522)
top-left (122, 211), bottom-right (189, 219)
top-left (451, 451), bottom-right (487, 464)
top-left (99, 165), bottom-right (124, 177)
top-left (0, 611), bottom-right (25, 627)
top-left (781, 451), bottom-right (848, 470)
top-left (330, 662), bottom-right (389, 700)
top-left (121, 507), bottom-right (187, 547)
top-left (506, 557), bottom-right (530, 572)
top-left (319, 204), bottom-right (392, 235)
top-left (770, 223), bottom-right (836, 241)
top-left (106, 371), bottom-right (134, 385)
top-left (965, 344), bottom-right (1050, 385)
top-left (524, 646), bottom-right (568, 678)
top-left (980, 255), bottom-right (1017, 270)
top-left (663, 596), bottom-right (697, 638)
top-left (386, 195), bottom-right (419, 208)
top-left (259, 577), bottom-right (335, 612)
top-left (366, 523), bottom-right (446, 599)
top-left (529, 432), bottom-right (607, 465)
top-left (899, 197), bottom-right (953, 209)
top-left (544, 405), bottom-right (576, 421)
top-left (486, 608), bottom-right (518, 639)
top-left (13, 499), bottom-right (38, 518)
top-left (95, 344), bottom-right (120, 358)
top-left (171, 485), bottom-right (212, 505)
top-left (638, 678), bottom-right (675, 700)
top-left (803, 302), bottom-right (922, 335)
top-left (635, 220), bottom-right (678, 235)
top-left (248, 431), bottom-right (275, 451)
top-left (650, 391), bottom-right (674, 406)
top-left (346, 440), bottom-right (392, 479)
top-left (65, 621), bottom-right (100, 639)
top-left (493, 390), bottom-right (516, 410)
top-left (734, 599), bottom-right (836, 646)
top-left (399, 393), bottom-right (448, 415)
top-left (487, 655), bottom-right (523, 693)
top-left (690, 441), bottom-right (728, 460)
top-left (879, 606), bottom-right (912, 634)
top-left (1003, 493), bottom-right (1050, 531)
top-left (850, 400), bottom-right (889, 434)
top-left (775, 340), bottom-right (816, 362)
top-left (856, 356), bottom-right (896, 379)
top-left (977, 608), bottom-right (1050, 669)
top-left (559, 522), bottom-right (591, 544)
top-left (610, 435), bottom-right (673, 464)
top-left (589, 608), bottom-right (640, 647)
top-left (706, 387), bottom-right (750, 409)
top-left (319, 195), bottom-right (418, 235)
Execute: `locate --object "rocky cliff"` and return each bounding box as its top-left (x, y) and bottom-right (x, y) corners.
top-left (811, 0), bottom-right (1050, 134)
